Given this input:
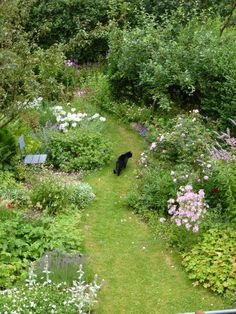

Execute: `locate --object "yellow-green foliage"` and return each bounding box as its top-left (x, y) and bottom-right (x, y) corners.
top-left (182, 227), bottom-right (236, 294)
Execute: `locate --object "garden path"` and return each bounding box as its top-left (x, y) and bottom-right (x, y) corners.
top-left (83, 116), bottom-right (227, 314)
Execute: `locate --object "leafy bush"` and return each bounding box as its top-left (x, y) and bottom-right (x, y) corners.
top-left (108, 16), bottom-right (236, 124)
top-left (0, 211), bottom-right (50, 287)
top-left (0, 129), bottom-right (17, 168)
top-left (32, 45), bottom-right (80, 101)
top-left (46, 212), bottom-right (83, 253)
top-left (203, 160), bottom-right (236, 222)
top-left (47, 129), bottom-right (112, 172)
top-left (0, 1), bottom-right (79, 128)
top-left (0, 208), bottom-right (83, 287)
top-left (154, 215), bottom-right (203, 253)
top-left (128, 166), bottom-right (177, 215)
top-left (70, 182), bottom-right (95, 208)
top-left (20, 0), bottom-right (108, 62)
top-left (0, 170), bottom-right (19, 187)
top-left (182, 227), bottom-right (236, 294)
top-left (30, 178), bottom-right (72, 215)
top-left (149, 111), bottom-right (213, 166)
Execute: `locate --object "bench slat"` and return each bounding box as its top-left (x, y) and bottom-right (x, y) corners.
top-left (24, 154), bottom-right (47, 164)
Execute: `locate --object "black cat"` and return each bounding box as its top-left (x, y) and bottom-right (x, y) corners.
top-left (113, 151), bottom-right (132, 176)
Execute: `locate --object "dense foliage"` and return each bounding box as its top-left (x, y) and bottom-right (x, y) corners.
top-left (47, 129), bottom-right (112, 172)
top-left (0, 1), bottom-right (79, 129)
top-left (19, 0), bottom-right (109, 62)
top-left (0, 209), bottom-right (82, 287)
top-left (182, 227), bottom-right (236, 295)
top-left (0, 129), bottom-right (17, 168)
top-left (108, 17), bottom-right (236, 124)
top-left (1, 0), bottom-right (236, 305)
top-left (0, 168), bottom-right (96, 287)
top-left (127, 107), bottom-right (236, 295)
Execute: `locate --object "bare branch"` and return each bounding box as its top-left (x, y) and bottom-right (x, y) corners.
top-left (220, 0), bottom-right (236, 36)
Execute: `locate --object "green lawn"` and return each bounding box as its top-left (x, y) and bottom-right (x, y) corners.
top-left (82, 116), bottom-right (229, 314)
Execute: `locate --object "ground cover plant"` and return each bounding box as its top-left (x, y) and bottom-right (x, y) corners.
top-left (182, 227), bottom-right (236, 295)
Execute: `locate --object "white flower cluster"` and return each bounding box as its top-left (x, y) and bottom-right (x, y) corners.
top-left (140, 152), bottom-right (148, 167)
top-left (52, 106), bottom-right (106, 132)
top-left (1, 258), bottom-right (104, 314)
top-left (149, 135), bottom-right (165, 151)
top-left (18, 97), bottom-right (43, 109)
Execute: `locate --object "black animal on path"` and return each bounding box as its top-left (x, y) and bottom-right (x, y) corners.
top-left (113, 151), bottom-right (133, 176)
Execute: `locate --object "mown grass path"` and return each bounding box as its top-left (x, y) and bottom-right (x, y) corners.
top-left (83, 117), bottom-right (228, 314)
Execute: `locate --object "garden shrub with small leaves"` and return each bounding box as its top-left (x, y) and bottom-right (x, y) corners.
top-left (149, 111), bottom-right (213, 166)
top-left (128, 166), bottom-right (177, 215)
top-left (70, 182), bottom-right (95, 208)
top-left (0, 129), bottom-right (17, 168)
top-left (30, 178), bottom-right (72, 215)
top-left (47, 129), bottom-right (112, 172)
top-left (108, 15), bottom-right (236, 124)
top-left (182, 227), bottom-right (236, 295)
top-left (203, 160), bottom-right (236, 222)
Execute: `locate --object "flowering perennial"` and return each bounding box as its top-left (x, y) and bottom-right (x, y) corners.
top-left (1, 257), bottom-right (104, 314)
top-left (168, 185), bottom-right (208, 232)
top-left (140, 152), bottom-right (148, 167)
top-left (52, 106), bottom-right (106, 132)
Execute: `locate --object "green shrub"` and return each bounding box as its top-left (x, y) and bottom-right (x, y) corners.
top-left (182, 227), bottom-right (236, 294)
top-left (128, 166), bottom-right (177, 215)
top-left (0, 0), bottom-right (78, 129)
top-left (70, 182), bottom-right (95, 208)
top-left (150, 111), bottom-right (213, 166)
top-left (0, 208), bottom-right (83, 287)
top-left (0, 211), bottom-right (50, 287)
top-left (0, 170), bottom-right (19, 187)
top-left (154, 216), bottom-right (203, 252)
top-left (0, 129), bottom-right (17, 168)
top-left (108, 16), bottom-right (236, 124)
top-left (20, 0), bottom-right (108, 62)
top-left (46, 212), bottom-right (83, 253)
top-left (79, 71), bottom-right (112, 112)
top-left (32, 45), bottom-right (80, 101)
top-left (47, 129), bottom-right (112, 172)
top-left (30, 178), bottom-right (72, 215)
top-left (203, 160), bottom-right (236, 222)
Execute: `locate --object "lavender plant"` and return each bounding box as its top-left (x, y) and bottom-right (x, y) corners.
top-left (210, 119), bottom-right (236, 161)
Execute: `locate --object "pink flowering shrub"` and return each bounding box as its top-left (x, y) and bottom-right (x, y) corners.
top-left (168, 185), bottom-right (208, 232)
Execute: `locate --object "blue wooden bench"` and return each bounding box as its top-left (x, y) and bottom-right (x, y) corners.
top-left (18, 135), bottom-right (47, 164)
